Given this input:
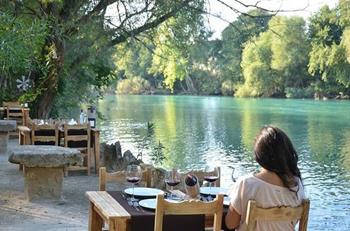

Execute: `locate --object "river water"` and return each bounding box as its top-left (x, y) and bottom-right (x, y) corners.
top-left (98, 95), bottom-right (350, 230)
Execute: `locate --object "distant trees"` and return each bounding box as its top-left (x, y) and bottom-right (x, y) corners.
top-left (237, 16), bottom-right (310, 97)
top-left (218, 10), bottom-right (272, 94)
top-left (308, 1), bottom-right (350, 98)
top-left (1, 0), bottom-right (349, 118)
top-left (114, 0), bottom-right (349, 99)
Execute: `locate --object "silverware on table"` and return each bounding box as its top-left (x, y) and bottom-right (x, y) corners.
top-left (133, 200), bottom-right (141, 211)
top-left (121, 192), bottom-right (143, 211)
top-left (133, 200), bottom-right (144, 212)
top-left (121, 192), bottom-right (134, 207)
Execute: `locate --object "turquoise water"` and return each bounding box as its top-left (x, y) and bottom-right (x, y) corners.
top-left (98, 95), bottom-right (350, 230)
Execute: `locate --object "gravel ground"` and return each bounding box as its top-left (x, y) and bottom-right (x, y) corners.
top-left (0, 139), bottom-right (123, 231)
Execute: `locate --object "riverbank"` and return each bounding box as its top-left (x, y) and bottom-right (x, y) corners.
top-left (112, 91), bottom-right (350, 100)
top-left (0, 140), bottom-right (122, 231)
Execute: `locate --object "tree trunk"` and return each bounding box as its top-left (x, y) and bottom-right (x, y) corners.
top-left (185, 75), bottom-right (196, 94)
top-left (35, 38), bottom-right (64, 118)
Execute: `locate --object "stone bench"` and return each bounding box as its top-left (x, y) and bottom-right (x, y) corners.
top-left (8, 145), bottom-right (82, 201)
top-left (0, 120), bottom-right (16, 155)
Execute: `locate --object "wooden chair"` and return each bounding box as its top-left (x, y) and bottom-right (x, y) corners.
top-left (64, 123), bottom-right (91, 175)
top-left (31, 123), bottom-right (59, 145)
top-left (182, 167), bottom-right (221, 187)
top-left (4, 101), bottom-right (23, 137)
top-left (154, 193), bottom-right (224, 231)
top-left (245, 199), bottom-right (310, 231)
top-left (99, 166), bottom-right (152, 191)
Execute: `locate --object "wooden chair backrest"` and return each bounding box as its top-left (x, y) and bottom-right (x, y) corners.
top-left (63, 123), bottom-right (91, 148)
top-left (245, 199), bottom-right (310, 231)
top-left (3, 101), bottom-right (21, 107)
top-left (31, 123), bottom-right (59, 145)
top-left (154, 193), bottom-right (224, 231)
top-left (99, 166), bottom-right (152, 191)
top-left (4, 101), bottom-right (23, 125)
top-left (182, 167), bottom-right (221, 187)
top-left (63, 123), bottom-right (91, 175)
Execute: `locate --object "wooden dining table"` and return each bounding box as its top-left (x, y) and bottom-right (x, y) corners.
top-left (86, 190), bottom-right (228, 231)
top-left (17, 124), bottom-right (100, 173)
top-left (87, 191), bottom-right (130, 231)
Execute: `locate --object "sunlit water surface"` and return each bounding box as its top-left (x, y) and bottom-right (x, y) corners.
top-left (98, 95), bottom-right (350, 230)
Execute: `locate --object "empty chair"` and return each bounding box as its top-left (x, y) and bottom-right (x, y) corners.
top-left (31, 123), bottom-right (59, 145)
top-left (244, 199), bottom-right (310, 231)
top-left (4, 101), bottom-right (23, 137)
top-left (99, 166), bottom-right (152, 191)
top-left (154, 193), bottom-right (224, 231)
top-left (64, 123), bottom-right (91, 175)
top-left (4, 101), bottom-right (23, 123)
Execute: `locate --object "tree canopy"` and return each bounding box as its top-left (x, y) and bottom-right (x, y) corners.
top-left (308, 1), bottom-right (350, 97)
top-left (0, 0), bottom-right (206, 117)
top-left (0, 0), bottom-right (349, 119)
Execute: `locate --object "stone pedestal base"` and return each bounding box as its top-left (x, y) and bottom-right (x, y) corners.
top-left (0, 132), bottom-right (9, 155)
top-left (24, 167), bottom-right (64, 201)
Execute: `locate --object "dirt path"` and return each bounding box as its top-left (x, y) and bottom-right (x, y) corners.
top-left (0, 140), bottom-right (122, 231)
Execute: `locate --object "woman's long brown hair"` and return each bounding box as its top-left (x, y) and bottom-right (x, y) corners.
top-left (254, 125), bottom-right (302, 191)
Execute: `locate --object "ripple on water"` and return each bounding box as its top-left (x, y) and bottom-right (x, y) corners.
top-left (98, 96), bottom-right (350, 230)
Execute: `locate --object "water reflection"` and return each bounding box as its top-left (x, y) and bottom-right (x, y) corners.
top-left (98, 95), bottom-right (350, 230)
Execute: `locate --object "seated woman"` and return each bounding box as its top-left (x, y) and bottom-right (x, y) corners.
top-left (225, 125), bottom-right (305, 231)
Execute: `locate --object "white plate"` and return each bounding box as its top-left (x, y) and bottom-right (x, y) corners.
top-left (139, 198), bottom-right (157, 210)
top-left (200, 187), bottom-right (228, 196)
top-left (124, 187), bottom-right (163, 198)
top-left (139, 198), bottom-right (181, 210)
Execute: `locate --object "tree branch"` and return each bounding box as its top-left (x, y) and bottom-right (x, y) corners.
top-left (77, 0), bottom-right (118, 24)
top-left (107, 0), bottom-right (192, 47)
top-left (231, 0), bottom-right (309, 13)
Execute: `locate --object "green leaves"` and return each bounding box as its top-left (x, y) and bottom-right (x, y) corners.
top-left (238, 16), bottom-right (310, 97)
top-left (0, 13), bottom-right (47, 76)
top-left (218, 9), bottom-right (272, 87)
top-left (0, 12), bottom-right (47, 102)
top-left (308, 2), bottom-right (350, 94)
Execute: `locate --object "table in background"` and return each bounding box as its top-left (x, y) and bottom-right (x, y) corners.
top-left (17, 125), bottom-right (100, 173)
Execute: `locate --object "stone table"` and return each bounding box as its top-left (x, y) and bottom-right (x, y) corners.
top-left (0, 120), bottom-right (16, 155)
top-left (8, 145), bottom-right (82, 201)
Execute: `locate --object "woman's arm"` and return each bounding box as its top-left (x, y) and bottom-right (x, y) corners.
top-left (225, 204), bottom-right (241, 230)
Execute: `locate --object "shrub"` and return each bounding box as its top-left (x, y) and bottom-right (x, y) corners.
top-left (116, 76), bottom-right (151, 94)
top-left (285, 87), bottom-right (314, 98)
top-left (221, 80), bottom-right (235, 96)
top-left (235, 84), bottom-right (260, 97)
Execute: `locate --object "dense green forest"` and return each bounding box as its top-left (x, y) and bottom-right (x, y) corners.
top-left (115, 1), bottom-right (350, 99)
top-left (0, 0), bottom-right (349, 118)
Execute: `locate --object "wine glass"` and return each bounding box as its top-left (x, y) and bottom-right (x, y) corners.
top-left (204, 166), bottom-right (219, 200)
top-left (126, 164), bottom-right (142, 202)
top-left (231, 167), bottom-right (236, 182)
top-left (165, 169), bottom-right (181, 200)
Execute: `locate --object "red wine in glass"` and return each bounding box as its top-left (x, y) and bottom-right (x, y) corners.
top-left (127, 176), bottom-right (141, 184)
top-left (204, 176), bottom-right (219, 183)
top-left (204, 166), bottom-right (219, 200)
top-left (165, 169), bottom-right (180, 199)
top-left (165, 179), bottom-right (181, 187)
top-left (126, 165), bottom-right (142, 202)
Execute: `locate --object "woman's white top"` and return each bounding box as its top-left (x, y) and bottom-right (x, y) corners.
top-left (229, 174), bottom-right (305, 231)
